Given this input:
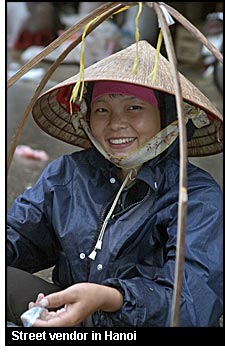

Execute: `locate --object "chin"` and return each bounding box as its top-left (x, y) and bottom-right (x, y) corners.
top-left (109, 151), bottom-right (129, 158)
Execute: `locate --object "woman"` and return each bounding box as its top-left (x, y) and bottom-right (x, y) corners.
top-left (7, 40), bottom-right (223, 327)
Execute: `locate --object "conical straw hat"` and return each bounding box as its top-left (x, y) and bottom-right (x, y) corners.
top-left (32, 40), bottom-right (223, 156)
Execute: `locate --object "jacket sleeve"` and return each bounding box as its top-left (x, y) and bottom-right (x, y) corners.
top-left (7, 161), bottom-right (61, 273)
top-left (93, 178), bottom-right (223, 327)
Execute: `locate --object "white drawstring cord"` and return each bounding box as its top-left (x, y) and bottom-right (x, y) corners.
top-left (88, 169), bottom-right (135, 260)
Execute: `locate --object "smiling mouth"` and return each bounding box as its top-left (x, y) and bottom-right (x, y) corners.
top-left (108, 137), bottom-right (136, 145)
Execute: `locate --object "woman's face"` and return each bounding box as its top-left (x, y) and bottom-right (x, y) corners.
top-left (90, 94), bottom-right (161, 157)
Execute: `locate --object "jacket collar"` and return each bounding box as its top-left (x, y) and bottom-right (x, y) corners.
top-left (88, 144), bottom-right (178, 192)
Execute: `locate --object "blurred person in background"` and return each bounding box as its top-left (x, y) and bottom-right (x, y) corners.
top-left (11, 2), bottom-right (65, 50)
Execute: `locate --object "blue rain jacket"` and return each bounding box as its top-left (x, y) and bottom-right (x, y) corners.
top-left (7, 147), bottom-right (223, 327)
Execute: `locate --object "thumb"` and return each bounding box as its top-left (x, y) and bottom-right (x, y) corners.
top-left (39, 290), bottom-right (67, 309)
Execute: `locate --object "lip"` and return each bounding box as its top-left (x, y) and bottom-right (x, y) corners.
top-left (107, 137), bottom-right (137, 151)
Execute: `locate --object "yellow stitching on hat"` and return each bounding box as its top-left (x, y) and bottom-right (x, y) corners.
top-left (148, 28), bottom-right (163, 84)
top-left (69, 4), bottom-right (134, 115)
top-left (69, 17), bottom-right (97, 114)
top-left (132, 2), bottom-right (143, 75)
top-left (113, 6), bottom-right (131, 15)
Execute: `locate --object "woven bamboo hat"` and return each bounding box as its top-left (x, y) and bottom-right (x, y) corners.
top-left (32, 40), bottom-right (223, 157)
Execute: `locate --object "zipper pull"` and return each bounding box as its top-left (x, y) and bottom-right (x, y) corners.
top-left (88, 249), bottom-right (97, 260)
top-left (88, 239), bottom-right (102, 260)
top-left (95, 239), bottom-right (102, 250)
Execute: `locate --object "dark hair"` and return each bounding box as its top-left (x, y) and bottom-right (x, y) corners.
top-left (155, 90), bottom-right (195, 141)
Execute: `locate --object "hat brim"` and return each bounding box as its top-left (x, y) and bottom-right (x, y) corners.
top-left (32, 40), bottom-right (223, 157)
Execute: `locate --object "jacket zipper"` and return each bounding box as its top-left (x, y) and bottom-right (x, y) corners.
top-left (87, 185), bottom-right (151, 271)
top-left (111, 187), bottom-right (151, 219)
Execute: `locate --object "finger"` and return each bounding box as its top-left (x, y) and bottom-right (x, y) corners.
top-left (56, 307), bottom-right (66, 315)
top-left (40, 310), bottom-right (56, 321)
top-left (33, 306), bottom-right (78, 327)
top-left (33, 314), bottom-right (73, 327)
top-left (36, 293), bottom-right (45, 303)
top-left (38, 290), bottom-right (68, 309)
top-left (28, 301), bottom-right (35, 309)
top-left (29, 292), bottom-right (45, 309)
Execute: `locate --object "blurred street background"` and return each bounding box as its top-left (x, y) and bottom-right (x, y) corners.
top-left (7, 1), bottom-right (223, 310)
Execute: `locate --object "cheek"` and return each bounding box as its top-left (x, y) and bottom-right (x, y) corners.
top-left (138, 119), bottom-right (160, 134)
top-left (146, 112), bottom-right (161, 134)
top-left (90, 120), bottom-right (102, 139)
top-left (137, 115), bottom-right (161, 140)
top-left (90, 119), bottom-right (97, 134)
top-left (153, 117), bottom-right (161, 132)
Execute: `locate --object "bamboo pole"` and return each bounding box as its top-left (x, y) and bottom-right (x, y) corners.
top-left (150, 2), bottom-right (188, 327)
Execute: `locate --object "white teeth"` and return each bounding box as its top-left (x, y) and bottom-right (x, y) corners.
top-left (109, 137), bottom-right (135, 145)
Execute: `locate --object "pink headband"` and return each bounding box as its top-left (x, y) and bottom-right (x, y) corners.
top-left (91, 81), bottom-right (158, 108)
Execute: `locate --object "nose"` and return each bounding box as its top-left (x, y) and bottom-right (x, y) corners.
top-left (109, 112), bottom-right (128, 130)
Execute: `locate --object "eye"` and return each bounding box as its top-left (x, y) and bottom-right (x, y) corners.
top-left (94, 107), bottom-right (108, 113)
top-left (128, 105), bottom-right (143, 111)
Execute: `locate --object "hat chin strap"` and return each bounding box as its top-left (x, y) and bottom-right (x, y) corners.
top-left (71, 96), bottom-right (211, 169)
top-left (79, 118), bottom-right (184, 169)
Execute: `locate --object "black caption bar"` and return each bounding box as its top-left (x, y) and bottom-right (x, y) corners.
top-left (5, 327), bottom-right (225, 346)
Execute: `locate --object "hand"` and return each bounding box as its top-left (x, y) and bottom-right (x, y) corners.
top-left (29, 283), bottom-right (123, 327)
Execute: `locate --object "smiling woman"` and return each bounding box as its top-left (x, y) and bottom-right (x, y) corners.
top-left (90, 82), bottom-right (161, 164)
